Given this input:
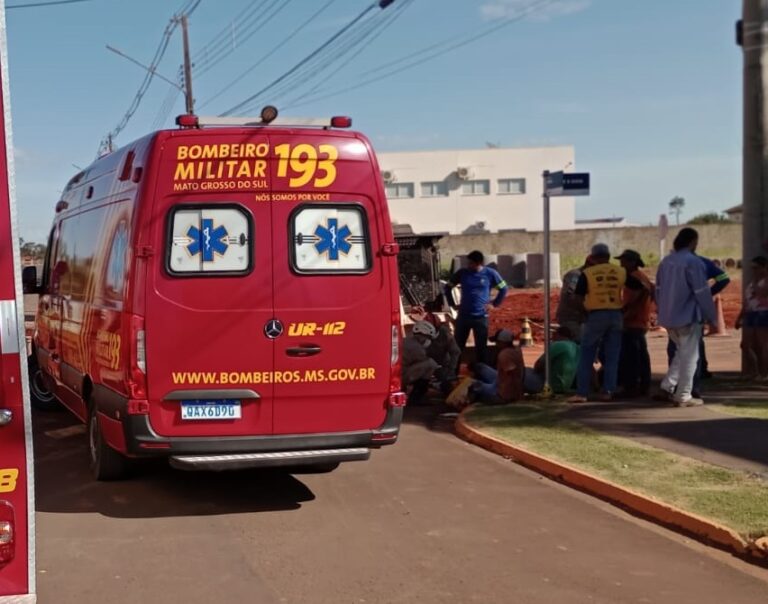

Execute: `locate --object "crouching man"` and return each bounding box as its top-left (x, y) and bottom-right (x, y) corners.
top-left (402, 321), bottom-right (441, 405)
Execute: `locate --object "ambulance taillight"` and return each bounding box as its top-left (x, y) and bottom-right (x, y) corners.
top-left (0, 502), bottom-right (15, 567)
top-left (126, 315), bottom-right (148, 411)
top-left (388, 311), bottom-right (405, 407)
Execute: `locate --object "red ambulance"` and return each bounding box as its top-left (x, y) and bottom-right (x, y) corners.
top-left (25, 110), bottom-right (405, 481)
top-left (0, 5), bottom-right (35, 600)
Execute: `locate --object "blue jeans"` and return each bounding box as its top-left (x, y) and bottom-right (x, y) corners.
top-left (471, 362), bottom-right (498, 402)
top-left (576, 310), bottom-right (623, 397)
top-left (455, 314), bottom-right (489, 366)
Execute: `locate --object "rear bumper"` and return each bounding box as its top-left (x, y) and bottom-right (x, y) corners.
top-left (121, 405), bottom-right (403, 463)
top-left (169, 447), bottom-right (370, 471)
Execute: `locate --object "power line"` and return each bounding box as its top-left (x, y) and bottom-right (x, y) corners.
top-left (285, 0), bottom-right (414, 108)
top-left (7, 0), bottom-right (90, 8)
top-left (98, 0), bottom-right (202, 154)
top-left (192, 0), bottom-right (273, 67)
top-left (152, 68), bottom-right (184, 130)
top-left (220, 0), bottom-right (391, 116)
top-left (233, 9), bottom-right (384, 111)
top-left (195, 0), bottom-right (293, 79)
top-left (198, 0), bottom-right (339, 110)
top-left (286, 0), bottom-right (556, 109)
top-left (99, 14), bottom-right (180, 153)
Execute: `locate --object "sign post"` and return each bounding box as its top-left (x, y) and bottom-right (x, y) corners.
top-left (658, 213), bottom-right (669, 262)
top-left (0, 1), bottom-right (35, 601)
top-left (542, 170), bottom-right (590, 395)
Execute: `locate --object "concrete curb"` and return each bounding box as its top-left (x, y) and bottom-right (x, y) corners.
top-left (455, 406), bottom-right (768, 565)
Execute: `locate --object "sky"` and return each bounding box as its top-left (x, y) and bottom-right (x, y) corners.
top-left (4, 0), bottom-right (742, 242)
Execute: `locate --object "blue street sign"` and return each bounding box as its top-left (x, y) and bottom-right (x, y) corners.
top-left (545, 171), bottom-right (590, 196)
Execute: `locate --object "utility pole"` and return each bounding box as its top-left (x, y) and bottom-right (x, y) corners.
top-left (739, 1), bottom-right (768, 370)
top-left (180, 13), bottom-right (194, 115)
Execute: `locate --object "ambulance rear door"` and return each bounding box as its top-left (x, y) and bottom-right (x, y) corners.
top-left (144, 131), bottom-right (275, 437)
top-left (269, 133), bottom-right (391, 435)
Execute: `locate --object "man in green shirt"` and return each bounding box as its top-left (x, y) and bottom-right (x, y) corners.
top-left (525, 326), bottom-right (580, 394)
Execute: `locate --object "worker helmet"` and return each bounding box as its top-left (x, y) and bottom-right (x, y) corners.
top-left (412, 320), bottom-right (437, 339)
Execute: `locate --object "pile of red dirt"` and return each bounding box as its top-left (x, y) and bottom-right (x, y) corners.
top-left (490, 281), bottom-right (743, 342)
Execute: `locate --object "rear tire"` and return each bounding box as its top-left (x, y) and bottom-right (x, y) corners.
top-left (27, 356), bottom-right (60, 412)
top-left (88, 406), bottom-right (128, 481)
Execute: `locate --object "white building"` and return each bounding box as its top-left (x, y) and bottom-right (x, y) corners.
top-left (377, 146), bottom-right (576, 235)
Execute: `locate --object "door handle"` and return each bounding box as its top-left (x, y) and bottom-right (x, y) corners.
top-left (286, 345), bottom-right (322, 357)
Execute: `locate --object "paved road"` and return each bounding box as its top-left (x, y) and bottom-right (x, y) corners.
top-left (34, 409), bottom-right (768, 604)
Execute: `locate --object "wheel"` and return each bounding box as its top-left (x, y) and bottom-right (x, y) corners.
top-left (88, 406), bottom-right (128, 481)
top-left (27, 356), bottom-right (60, 411)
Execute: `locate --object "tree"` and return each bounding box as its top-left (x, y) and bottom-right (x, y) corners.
top-left (687, 212), bottom-right (733, 225)
top-left (19, 240), bottom-right (46, 263)
top-left (669, 196), bottom-right (685, 225)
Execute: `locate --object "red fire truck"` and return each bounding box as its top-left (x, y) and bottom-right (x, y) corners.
top-left (0, 2), bottom-right (35, 601)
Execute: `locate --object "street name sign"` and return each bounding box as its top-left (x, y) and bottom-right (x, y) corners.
top-left (545, 171), bottom-right (590, 196)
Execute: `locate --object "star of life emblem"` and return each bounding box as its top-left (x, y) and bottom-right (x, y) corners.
top-left (313, 218), bottom-right (352, 261)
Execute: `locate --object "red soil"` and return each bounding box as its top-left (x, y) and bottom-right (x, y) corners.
top-left (490, 281), bottom-right (743, 341)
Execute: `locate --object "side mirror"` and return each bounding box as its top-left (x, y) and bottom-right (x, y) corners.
top-left (22, 266), bottom-right (39, 294)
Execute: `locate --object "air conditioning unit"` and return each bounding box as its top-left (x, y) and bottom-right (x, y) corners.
top-left (381, 170), bottom-right (396, 184)
top-left (456, 166), bottom-right (473, 180)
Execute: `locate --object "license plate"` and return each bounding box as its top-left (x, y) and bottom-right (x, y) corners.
top-left (180, 400), bottom-right (241, 421)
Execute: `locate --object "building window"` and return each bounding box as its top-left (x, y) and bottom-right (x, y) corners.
top-left (498, 178), bottom-right (526, 195)
top-left (420, 181), bottom-right (447, 197)
top-left (461, 180), bottom-right (490, 196)
top-left (385, 183), bottom-right (414, 199)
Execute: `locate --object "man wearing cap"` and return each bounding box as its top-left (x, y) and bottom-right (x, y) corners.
top-left (402, 321), bottom-right (441, 406)
top-left (469, 329), bottom-right (524, 403)
top-left (656, 228), bottom-right (718, 406)
top-left (568, 243), bottom-right (642, 403)
top-left (616, 250), bottom-right (655, 396)
top-left (445, 250), bottom-right (508, 367)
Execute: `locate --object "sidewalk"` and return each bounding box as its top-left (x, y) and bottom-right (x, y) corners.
top-left (515, 332), bottom-right (768, 477)
top-left (561, 397), bottom-right (768, 479)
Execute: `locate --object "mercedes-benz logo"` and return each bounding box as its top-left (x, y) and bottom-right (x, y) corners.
top-left (264, 319), bottom-right (283, 339)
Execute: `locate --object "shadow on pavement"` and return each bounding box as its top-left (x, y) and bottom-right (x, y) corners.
top-left (564, 400), bottom-right (768, 477)
top-left (401, 401), bottom-right (458, 434)
top-left (33, 409), bottom-right (315, 519)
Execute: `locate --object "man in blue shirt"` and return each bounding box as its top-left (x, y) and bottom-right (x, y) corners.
top-left (445, 250), bottom-right (508, 366)
top-left (667, 255), bottom-right (730, 393)
top-left (656, 228), bottom-right (718, 406)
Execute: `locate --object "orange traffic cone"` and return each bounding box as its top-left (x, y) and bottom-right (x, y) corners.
top-left (520, 317), bottom-right (534, 347)
top-left (710, 295), bottom-right (728, 337)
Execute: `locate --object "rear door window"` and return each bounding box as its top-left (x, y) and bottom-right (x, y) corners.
top-left (291, 205), bottom-right (370, 274)
top-left (167, 205), bottom-right (252, 275)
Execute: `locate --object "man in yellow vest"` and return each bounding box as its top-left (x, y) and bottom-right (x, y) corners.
top-left (567, 243), bottom-right (643, 403)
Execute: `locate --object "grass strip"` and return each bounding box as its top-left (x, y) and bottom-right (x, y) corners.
top-left (466, 404), bottom-right (768, 539)
top-left (709, 399), bottom-right (768, 420)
